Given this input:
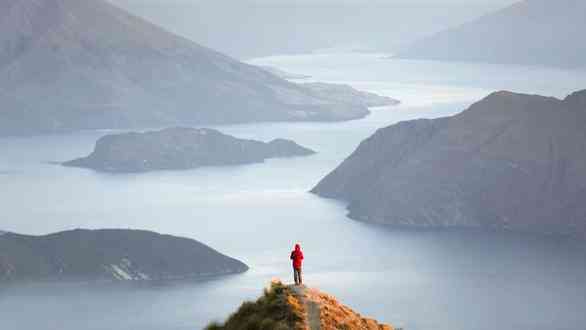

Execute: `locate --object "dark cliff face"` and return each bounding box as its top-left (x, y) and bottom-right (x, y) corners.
top-left (397, 0), bottom-right (586, 68)
top-left (0, 0), bottom-right (381, 136)
top-left (62, 127), bottom-right (316, 173)
top-left (0, 229), bottom-right (248, 282)
top-left (312, 89), bottom-right (586, 235)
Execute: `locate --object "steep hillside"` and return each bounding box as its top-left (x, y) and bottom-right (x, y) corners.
top-left (206, 281), bottom-right (393, 330)
top-left (0, 0), bottom-right (396, 136)
top-left (0, 229), bottom-right (248, 282)
top-left (313, 89), bottom-right (586, 236)
top-left (397, 0), bottom-right (586, 68)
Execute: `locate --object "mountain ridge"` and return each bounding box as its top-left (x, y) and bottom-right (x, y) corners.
top-left (0, 0), bottom-right (397, 136)
top-left (396, 0), bottom-right (586, 68)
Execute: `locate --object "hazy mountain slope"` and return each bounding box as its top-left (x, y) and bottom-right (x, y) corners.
top-left (0, 229), bottom-right (248, 282)
top-left (397, 0), bottom-right (586, 68)
top-left (312, 89), bottom-right (586, 236)
top-left (0, 0), bottom-right (381, 136)
top-left (206, 281), bottom-right (393, 330)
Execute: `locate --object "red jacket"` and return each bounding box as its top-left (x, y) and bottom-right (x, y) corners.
top-left (290, 244), bottom-right (304, 269)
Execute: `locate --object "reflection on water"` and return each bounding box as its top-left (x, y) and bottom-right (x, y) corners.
top-left (2, 55), bottom-right (586, 330)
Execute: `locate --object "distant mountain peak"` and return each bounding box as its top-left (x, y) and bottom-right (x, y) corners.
top-left (397, 0), bottom-right (586, 68)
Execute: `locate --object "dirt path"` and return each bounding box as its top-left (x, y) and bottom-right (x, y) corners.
top-left (290, 285), bottom-right (321, 330)
top-left (288, 283), bottom-right (395, 330)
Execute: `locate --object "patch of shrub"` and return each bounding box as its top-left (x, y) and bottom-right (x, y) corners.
top-left (204, 282), bottom-right (302, 330)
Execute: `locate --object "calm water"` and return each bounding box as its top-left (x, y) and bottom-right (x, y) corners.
top-left (2, 54), bottom-right (586, 330)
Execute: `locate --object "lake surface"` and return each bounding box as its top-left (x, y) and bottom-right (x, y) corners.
top-left (2, 54), bottom-right (586, 330)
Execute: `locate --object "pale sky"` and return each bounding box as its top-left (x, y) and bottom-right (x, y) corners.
top-left (112, 0), bottom-right (519, 6)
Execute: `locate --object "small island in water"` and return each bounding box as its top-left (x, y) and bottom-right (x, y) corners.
top-left (63, 127), bottom-right (316, 173)
top-left (0, 229), bottom-right (248, 282)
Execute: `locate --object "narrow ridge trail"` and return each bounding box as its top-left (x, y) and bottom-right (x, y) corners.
top-left (288, 284), bottom-right (394, 330)
top-left (291, 285), bottom-right (322, 330)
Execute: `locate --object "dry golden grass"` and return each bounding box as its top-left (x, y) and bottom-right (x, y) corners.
top-left (291, 285), bottom-right (394, 330)
top-left (205, 280), bottom-right (394, 330)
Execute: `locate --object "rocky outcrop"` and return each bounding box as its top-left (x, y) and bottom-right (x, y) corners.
top-left (63, 127), bottom-right (316, 173)
top-left (313, 89), bottom-right (586, 236)
top-left (0, 0), bottom-right (397, 136)
top-left (0, 229), bottom-right (248, 282)
top-left (397, 0), bottom-right (586, 68)
top-left (206, 281), bottom-right (393, 330)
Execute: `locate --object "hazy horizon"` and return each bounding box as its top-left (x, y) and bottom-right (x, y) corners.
top-left (107, 0), bottom-right (518, 59)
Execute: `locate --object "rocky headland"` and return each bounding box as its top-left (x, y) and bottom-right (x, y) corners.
top-left (0, 229), bottom-right (248, 282)
top-left (313, 89), bottom-right (586, 236)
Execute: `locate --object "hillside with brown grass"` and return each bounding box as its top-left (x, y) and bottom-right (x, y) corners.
top-left (206, 280), bottom-right (393, 330)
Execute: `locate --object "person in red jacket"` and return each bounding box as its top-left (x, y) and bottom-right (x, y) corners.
top-left (290, 243), bottom-right (304, 285)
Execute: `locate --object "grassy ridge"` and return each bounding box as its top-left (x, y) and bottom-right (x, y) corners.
top-left (205, 282), bottom-right (303, 330)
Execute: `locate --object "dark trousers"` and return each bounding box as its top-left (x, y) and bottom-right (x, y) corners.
top-left (293, 267), bottom-right (302, 285)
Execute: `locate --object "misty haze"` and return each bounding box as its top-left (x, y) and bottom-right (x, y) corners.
top-left (1, 1), bottom-right (586, 330)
